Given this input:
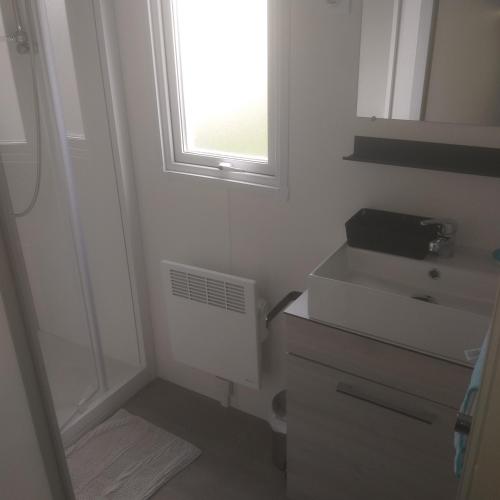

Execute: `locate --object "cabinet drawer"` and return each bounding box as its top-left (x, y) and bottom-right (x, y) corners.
top-left (287, 355), bottom-right (459, 500)
top-left (286, 314), bottom-right (470, 408)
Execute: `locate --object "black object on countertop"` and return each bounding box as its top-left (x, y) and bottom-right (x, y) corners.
top-left (345, 209), bottom-right (439, 260)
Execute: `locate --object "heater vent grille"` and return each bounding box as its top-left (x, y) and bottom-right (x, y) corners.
top-left (170, 269), bottom-right (246, 314)
top-left (163, 260), bottom-right (260, 389)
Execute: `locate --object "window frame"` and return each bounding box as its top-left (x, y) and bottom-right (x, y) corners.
top-left (148, 0), bottom-right (289, 191)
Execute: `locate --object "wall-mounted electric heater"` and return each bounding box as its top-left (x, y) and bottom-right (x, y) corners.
top-left (161, 261), bottom-right (262, 389)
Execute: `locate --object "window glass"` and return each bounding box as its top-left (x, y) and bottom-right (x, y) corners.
top-left (173, 0), bottom-right (268, 161)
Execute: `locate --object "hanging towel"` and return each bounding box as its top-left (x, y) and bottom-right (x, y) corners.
top-left (454, 330), bottom-right (490, 478)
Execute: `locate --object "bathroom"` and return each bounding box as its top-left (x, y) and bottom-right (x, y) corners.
top-left (1, 0), bottom-right (500, 498)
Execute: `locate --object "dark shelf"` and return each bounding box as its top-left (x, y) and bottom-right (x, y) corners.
top-left (344, 136), bottom-right (500, 178)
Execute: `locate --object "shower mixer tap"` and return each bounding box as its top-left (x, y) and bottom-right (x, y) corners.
top-left (1, 28), bottom-right (30, 53)
top-left (1, 0), bottom-right (31, 54)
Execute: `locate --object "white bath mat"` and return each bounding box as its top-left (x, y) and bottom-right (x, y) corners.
top-left (66, 409), bottom-right (201, 499)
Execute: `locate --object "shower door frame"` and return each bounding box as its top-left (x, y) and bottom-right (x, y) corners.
top-left (36, 0), bottom-right (110, 428)
top-left (1, 0), bottom-right (155, 458)
top-left (57, 0), bottom-right (157, 442)
top-left (38, 0), bottom-right (155, 443)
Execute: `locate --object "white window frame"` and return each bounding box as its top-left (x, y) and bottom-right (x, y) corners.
top-left (148, 0), bottom-right (290, 191)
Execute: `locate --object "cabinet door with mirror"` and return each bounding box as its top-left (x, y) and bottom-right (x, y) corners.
top-left (356, 0), bottom-right (500, 126)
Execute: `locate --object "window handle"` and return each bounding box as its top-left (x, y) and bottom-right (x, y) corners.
top-left (336, 382), bottom-right (436, 425)
top-left (217, 162), bottom-right (246, 173)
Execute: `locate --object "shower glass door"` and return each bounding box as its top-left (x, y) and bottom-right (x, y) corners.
top-left (0, 0), bottom-right (143, 434)
top-left (0, 0), bottom-right (100, 428)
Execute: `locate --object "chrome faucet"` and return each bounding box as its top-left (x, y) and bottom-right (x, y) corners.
top-left (420, 218), bottom-right (457, 258)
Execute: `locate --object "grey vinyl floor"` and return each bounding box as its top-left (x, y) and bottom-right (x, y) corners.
top-left (123, 379), bottom-right (287, 500)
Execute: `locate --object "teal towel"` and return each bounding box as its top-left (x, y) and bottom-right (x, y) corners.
top-left (454, 331), bottom-right (489, 478)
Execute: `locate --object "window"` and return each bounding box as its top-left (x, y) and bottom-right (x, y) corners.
top-left (150, 0), bottom-right (289, 189)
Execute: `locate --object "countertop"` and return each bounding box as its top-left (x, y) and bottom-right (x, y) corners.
top-left (284, 290), bottom-right (476, 368)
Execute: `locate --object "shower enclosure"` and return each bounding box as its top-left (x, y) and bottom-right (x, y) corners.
top-left (0, 0), bottom-right (151, 443)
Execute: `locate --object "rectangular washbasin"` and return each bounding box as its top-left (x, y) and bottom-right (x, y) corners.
top-left (308, 244), bottom-right (499, 364)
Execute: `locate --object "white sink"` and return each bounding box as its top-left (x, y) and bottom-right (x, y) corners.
top-left (308, 244), bottom-right (500, 364)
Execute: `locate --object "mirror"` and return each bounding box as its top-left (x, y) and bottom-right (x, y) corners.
top-left (356, 0), bottom-right (500, 126)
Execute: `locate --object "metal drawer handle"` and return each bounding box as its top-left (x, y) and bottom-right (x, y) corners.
top-left (336, 382), bottom-right (436, 425)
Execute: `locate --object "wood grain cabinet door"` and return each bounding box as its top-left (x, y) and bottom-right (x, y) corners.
top-left (287, 355), bottom-right (459, 500)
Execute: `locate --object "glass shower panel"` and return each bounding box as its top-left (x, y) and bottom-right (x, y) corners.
top-left (1, 0), bottom-right (144, 435)
top-left (45, 0), bottom-right (143, 387)
top-left (0, 0), bottom-right (99, 427)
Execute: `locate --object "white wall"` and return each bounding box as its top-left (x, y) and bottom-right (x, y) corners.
top-left (114, 0), bottom-right (500, 419)
top-left (0, 289), bottom-right (52, 500)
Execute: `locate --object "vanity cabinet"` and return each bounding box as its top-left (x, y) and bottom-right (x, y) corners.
top-left (285, 314), bottom-right (471, 500)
